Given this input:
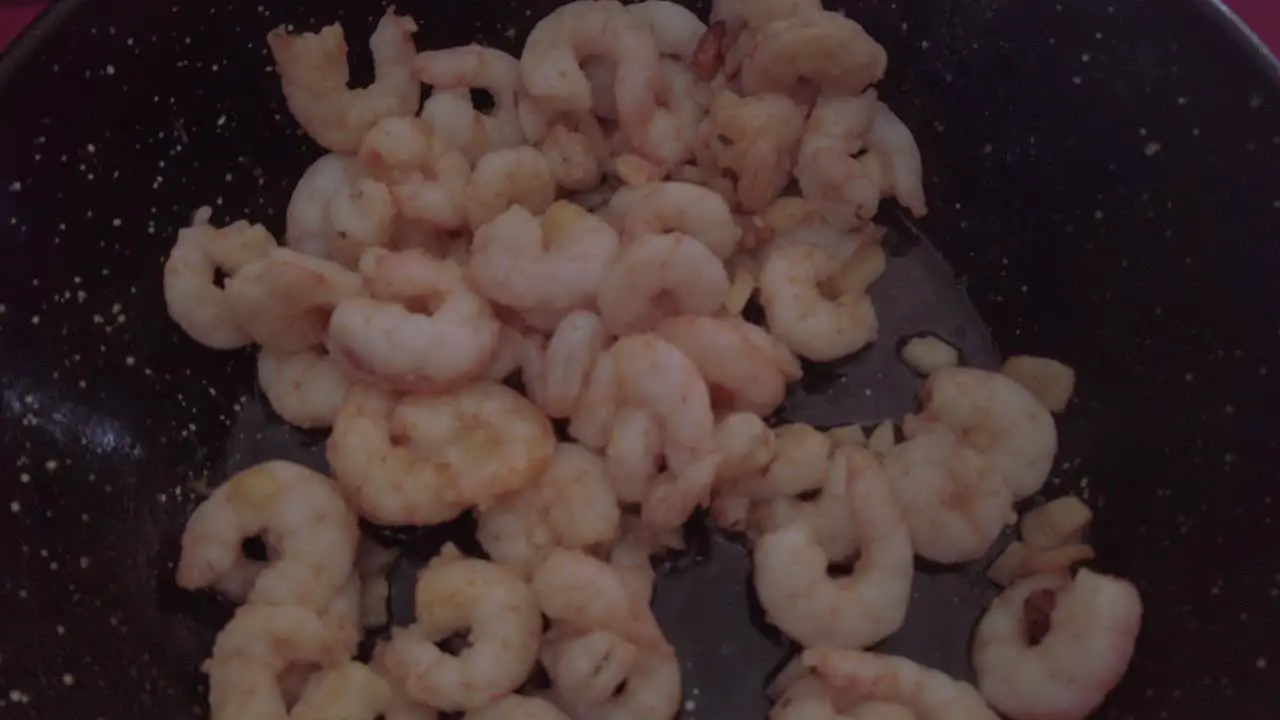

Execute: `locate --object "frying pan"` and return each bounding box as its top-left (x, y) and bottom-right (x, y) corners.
top-left (1, 0), bottom-right (1278, 717)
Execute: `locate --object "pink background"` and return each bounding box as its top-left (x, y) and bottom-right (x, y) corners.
top-left (0, 2), bottom-right (1277, 57)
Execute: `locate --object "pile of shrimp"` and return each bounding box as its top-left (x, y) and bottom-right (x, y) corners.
top-left (162, 1), bottom-right (1143, 718)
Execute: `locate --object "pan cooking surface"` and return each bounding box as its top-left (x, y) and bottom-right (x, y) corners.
top-left (2, 0), bottom-right (1280, 717)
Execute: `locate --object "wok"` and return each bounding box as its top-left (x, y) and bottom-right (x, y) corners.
top-left (1, 0), bottom-right (1278, 717)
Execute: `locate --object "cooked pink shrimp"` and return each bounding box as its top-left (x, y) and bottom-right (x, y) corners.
top-left (267, 10), bottom-right (421, 152)
top-left (732, 422), bottom-right (831, 499)
top-left (568, 350), bottom-right (619, 451)
top-left (753, 448), bottom-right (913, 649)
top-left (695, 89), bottom-right (806, 212)
top-left (531, 548), bottom-right (670, 652)
top-left (464, 145), bottom-right (557, 230)
top-left (596, 232), bottom-right (730, 336)
top-left (739, 12), bottom-right (886, 98)
top-left (469, 202), bottom-right (620, 321)
top-left (286, 153), bottom-right (366, 261)
top-left (415, 44), bottom-right (525, 152)
top-left (553, 647), bottom-right (681, 720)
top-left (517, 95), bottom-right (612, 191)
top-left (225, 247), bottom-right (365, 353)
top-left (865, 101), bottom-right (927, 218)
top-left (605, 406), bottom-right (664, 503)
top-left (747, 445), bottom-right (860, 564)
top-left (883, 422), bottom-right (1014, 564)
top-left (520, 0), bottom-right (660, 155)
top-left (654, 314), bottom-right (790, 415)
top-left (540, 309), bottom-right (609, 418)
top-left (804, 649), bottom-right (999, 720)
top-left (204, 605), bottom-right (351, 720)
top-left (795, 92), bottom-right (883, 230)
top-left (177, 460), bottom-right (359, 613)
top-left (327, 249), bottom-right (499, 392)
top-left (627, 0), bottom-right (707, 60)
top-left (631, 58), bottom-right (711, 169)
top-left (612, 333), bottom-right (718, 473)
top-left (291, 662), bottom-right (394, 720)
top-left (640, 452), bottom-right (721, 531)
top-left (326, 383), bottom-right (555, 525)
top-left (163, 207), bottom-right (277, 349)
top-left (358, 116), bottom-right (472, 233)
top-left (542, 628), bottom-right (639, 708)
top-left (759, 244), bottom-right (878, 362)
top-left (384, 555), bottom-right (542, 711)
top-left (476, 442), bottom-right (621, 577)
top-left (257, 347), bottom-right (351, 429)
top-left (714, 411), bottom-right (775, 482)
top-left (918, 367), bottom-right (1057, 500)
top-left (620, 181), bottom-right (740, 259)
top-left (973, 570), bottom-right (1142, 720)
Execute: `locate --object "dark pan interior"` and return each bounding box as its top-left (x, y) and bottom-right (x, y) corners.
top-left (2, 0), bottom-right (1279, 717)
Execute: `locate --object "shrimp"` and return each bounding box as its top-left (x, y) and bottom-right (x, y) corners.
top-left (632, 58), bottom-right (713, 169)
top-left (327, 249), bottom-right (499, 391)
top-left (605, 407), bottom-right (664, 503)
top-left (370, 642), bottom-right (443, 720)
top-left (176, 460), bottom-right (359, 613)
top-left (731, 422), bottom-right (831, 499)
top-left (864, 102), bottom-right (927, 218)
top-left (223, 247), bottom-right (365, 353)
top-left (358, 116), bottom-right (472, 233)
top-left (739, 12), bottom-right (886, 98)
top-left (696, 89), bottom-right (806, 212)
top-left (526, 309), bottom-right (608, 418)
top-left (287, 153), bottom-right (370, 261)
top-left (467, 695), bottom-right (570, 720)
top-left (608, 518), bottom-right (661, 604)
top-left (753, 447), bottom-right (913, 649)
top-left (163, 207), bottom-right (277, 349)
top-left (257, 347), bottom-right (351, 429)
top-left (972, 570), bottom-right (1142, 720)
top-left (770, 673), bottom-right (917, 720)
top-left (620, 181), bottom-right (741, 259)
top-left (747, 452), bottom-right (860, 564)
top-left (917, 367), bottom-right (1057, 500)
top-left (327, 383), bottom-right (555, 524)
top-left (419, 88), bottom-right (491, 160)
top-left (804, 649), bottom-right (999, 720)
top-left (204, 605), bottom-right (351, 720)
top-left (517, 95), bottom-right (612, 191)
top-left (795, 92), bottom-right (883, 230)
top-left (714, 411), bottom-right (775, 481)
top-left (469, 202), bottom-right (620, 320)
top-left (542, 628), bottom-right (639, 707)
top-left (267, 10), bottom-right (421, 152)
top-left (476, 442), bottom-right (621, 577)
top-left (759, 244), bottom-right (878, 362)
top-left (882, 422), bottom-right (1014, 564)
top-left (520, 0), bottom-right (660, 155)
top-left (384, 556), bottom-right (542, 711)
top-left (640, 452), bottom-right (721, 530)
top-left (627, 0), bottom-right (707, 60)
top-left (552, 648), bottom-right (682, 720)
top-left (415, 44), bottom-right (525, 152)
top-left (531, 548), bottom-right (670, 652)
top-left (596, 232), bottom-right (730, 336)
top-left (568, 350), bottom-right (619, 451)
top-left (463, 146), bottom-right (557, 230)
top-left (291, 662), bottom-right (393, 720)
top-left (654, 315), bottom-right (790, 416)
top-left (612, 333), bottom-right (718, 472)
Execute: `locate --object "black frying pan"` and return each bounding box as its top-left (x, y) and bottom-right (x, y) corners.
top-left (1, 0), bottom-right (1278, 717)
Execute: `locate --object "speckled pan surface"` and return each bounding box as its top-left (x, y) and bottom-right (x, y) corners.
top-left (1, 0), bottom-right (1279, 717)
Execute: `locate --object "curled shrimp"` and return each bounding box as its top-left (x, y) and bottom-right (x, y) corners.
top-left (795, 91), bottom-right (883, 230)
top-left (326, 383), bottom-right (555, 524)
top-left (257, 347), bottom-right (351, 429)
top-left (714, 411), bottom-right (776, 482)
top-left (883, 421), bottom-right (1014, 564)
top-left (918, 367), bottom-right (1057, 500)
top-left (359, 116), bottom-right (472, 233)
top-left (631, 57), bottom-right (712, 169)
top-left (327, 248), bottom-right (499, 391)
top-left (596, 232), bottom-right (730, 336)
top-left (554, 647), bottom-right (682, 720)
top-left (464, 145), bottom-right (557, 230)
top-left (612, 333), bottom-right (718, 473)
top-left (225, 247), bottom-right (365, 353)
top-left (654, 315), bottom-right (793, 416)
top-left (605, 406), bottom-right (664, 503)
top-left (804, 648), bottom-right (999, 720)
top-left (176, 461), bottom-right (359, 613)
top-left (384, 555), bottom-right (542, 711)
top-left (287, 153), bottom-right (390, 264)
top-left (759, 243), bottom-right (879, 362)
top-left (518, 94), bottom-right (612, 192)
top-left (640, 451), bottom-right (721, 531)
top-left (520, 0), bottom-right (660, 156)
top-left (163, 207), bottom-right (277, 349)
top-left (531, 548), bottom-right (670, 652)
top-left (621, 181), bottom-right (741, 259)
top-left (747, 444), bottom-right (861, 564)
top-left (267, 10), bottom-right (421, 152)
top-left (972, 570), bottom-right (1142, 720)
top-left (291, 662), bottom-right (394, 720)
top-left (415, 44), bottom-right (525, 153)
top-left (467, 695), bottom-right (570, 720)
top-left (739, 12), bottom-right (886, 98)
top-left (542, 627), bottom-right (639, 707)
top-left (568, 349), bottom-right (619, 451)
top-left (753, 448), bottom-right (913, 649)
top-left (731, 422), bottom-right (831, 499)
top-left (476, 442), bottom-right (621, 577)
top-left (627, 0), bottom-right (708, 61)
top-left (204, 605), bottom-right (351, 720)
top-left (522, 309), bottom-right (610, 418)
top-left (696, 89), bottom-right (806, 212)
top-left (469, 202), bottom-right (620, 321)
